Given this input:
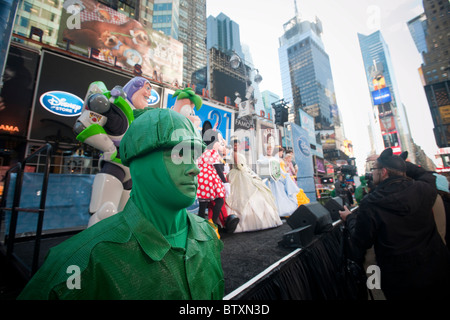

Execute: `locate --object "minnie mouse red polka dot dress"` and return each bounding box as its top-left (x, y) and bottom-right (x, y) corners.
top-left (197, 149), bottom-right (225, 200)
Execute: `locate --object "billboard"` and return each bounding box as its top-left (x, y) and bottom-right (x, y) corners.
top-left (319, 129), bottom-right (336, 149)
top-left (299, 109), bottom-right (316, 146)
top-left (211, 69), bottom-right (246, 105)
top-left (59, 0), bottom-right (183, 85)
top-left (439, 105), bottom-right (450, 125)
top-left (371, 87), bottom-right (392, 105)
top-left (379, 115), bottom-right (396, 133)
top-left (372, 75), bottom-right (386, 91)
top-left (165, 92), bottom-right (233, 142)
top-left (291, 123), bottom-right (316, 202)
top-left (28, 50), bottom-right (163, 144)
top-left (0, 45), bottom-right (40, 137)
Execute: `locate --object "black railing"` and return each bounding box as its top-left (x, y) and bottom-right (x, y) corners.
top-left (0, 143), bottom-right (53, 277)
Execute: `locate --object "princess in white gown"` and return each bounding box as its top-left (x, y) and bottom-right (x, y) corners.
top-left (257, 144), bottom-right (300, 218)
top-left (225, 140), bottom-right (282, 233)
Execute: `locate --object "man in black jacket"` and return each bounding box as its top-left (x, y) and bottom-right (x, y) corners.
top-left (339, 148), bottom-right (450, 300)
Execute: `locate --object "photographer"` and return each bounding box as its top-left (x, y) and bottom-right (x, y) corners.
top-left (334, 174), bottom-right (349, 206)
top-left (339, 148), bottom-right (450, 300)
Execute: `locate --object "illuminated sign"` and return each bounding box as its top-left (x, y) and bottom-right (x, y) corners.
top-left (371, 87), bottom-right (392, 105)
top-left (0, 124), bottom-right (19, 133)
top-left (58, 0), bottom-right (183, 86)
top-left (147, 89), bottom-right (160, 106)
top-left (39, 91), bottom-right (84, 117)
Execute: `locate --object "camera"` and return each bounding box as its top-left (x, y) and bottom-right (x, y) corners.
top-left (365, 172), bottom-right (373, 183)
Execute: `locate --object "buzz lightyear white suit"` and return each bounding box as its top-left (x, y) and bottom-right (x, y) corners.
top-left (73, 77), bottom-right (152, 227)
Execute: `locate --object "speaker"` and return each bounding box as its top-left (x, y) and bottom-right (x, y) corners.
top-left (279, 225), bottom-right (314, 248)
top-left (287, 202), bottom-right (333, 234)
top-left (324, 197), bottom-right (345, 222)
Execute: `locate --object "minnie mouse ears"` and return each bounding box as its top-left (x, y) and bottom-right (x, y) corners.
top-left (377, 148), bottom-right (406, 172)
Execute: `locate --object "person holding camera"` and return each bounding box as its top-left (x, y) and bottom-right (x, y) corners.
top-left (339, 148), bottom-right (450, 300)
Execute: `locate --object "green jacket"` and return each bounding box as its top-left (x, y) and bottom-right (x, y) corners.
top-left (18, 199), bottom-right (224, 300)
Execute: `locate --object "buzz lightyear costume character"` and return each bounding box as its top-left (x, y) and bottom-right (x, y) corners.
top-left (18, 108), bottom-right (224, 300)
top-left (73, 77), bottom-right (152, 227)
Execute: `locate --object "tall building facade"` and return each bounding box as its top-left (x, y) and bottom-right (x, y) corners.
top-left (407, 13), bottom-right (428, 59)
top-left (152, 0), bottom-right (207, 85)
top-left (206, 12), bottom-right (243, 59)
top-left (420, 0), bottom-right (450, 149)
top-left (358, 30), bottom-right (415, 162)
top-left (205, 13), bottom-right (262, 106)
top-left (278, 13), bottom-right (345, 163)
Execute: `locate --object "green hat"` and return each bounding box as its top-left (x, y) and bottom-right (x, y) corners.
top-left (120, 108), bottom-right (205, 167)
top-left (173, 87), bottom-right (202, 111)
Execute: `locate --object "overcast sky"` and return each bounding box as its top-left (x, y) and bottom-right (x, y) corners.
top-left (206, 0), bottom-right (436, 173)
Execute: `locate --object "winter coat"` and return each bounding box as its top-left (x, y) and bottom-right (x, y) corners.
top-left (346, 163), bottom-right (450, 300)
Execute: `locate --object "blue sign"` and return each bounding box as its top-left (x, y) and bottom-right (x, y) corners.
top-left (371, 87), bottom-right (392, 105)
top-left (166, 94), bottom-right (233, 141)
top-left (292, 124), bottom-right (313, 177)
top-left (39, 91), bottom-right (84, 117)
top-left (147, 89), bottom-right (160, 106)
top-left (291, 123), bottom-right (316, 201)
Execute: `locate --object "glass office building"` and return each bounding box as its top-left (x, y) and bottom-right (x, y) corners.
top-left (358, 31), bottom-right (414, 159)
top-left (278, 14), bottom-right (345, 160)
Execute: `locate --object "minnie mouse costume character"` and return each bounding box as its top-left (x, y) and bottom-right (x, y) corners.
top-left (197, 122), bottom-right (239, 235)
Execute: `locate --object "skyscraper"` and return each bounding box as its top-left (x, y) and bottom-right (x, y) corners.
top-left (278, 9), bottom-right (345, 162)
top-left (152, 0), bottom-right (207, 85)
top-left (358, 30), bottom-right (415, 161)
top-left (407, 13), bottom-right (428, 59)
top-left (206, 12), bottom-right (243, 59)
top-left (419, 0), bottom-right (450, 149)
top-left (205, 12), bottom-right (263, 106)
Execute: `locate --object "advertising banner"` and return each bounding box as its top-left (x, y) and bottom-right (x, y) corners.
top-left (379, 115), bottom-right (396, 133)
top-left (0, 45), bottom-right (40, 137)
top-left (438, 105), bottom-right (450, 125)
top-left (59, 0), bottom-right (183, 85)
top-left (299, 109), bottom-right (315, 146)
top-left (29, 50), bottom-right (134, 144)
top-left (291, 123), bottom-right (316, 201)
top-left (165, 93), bottom-right (233, 142)
top-left (319, 129), bottom-right (336, 149)
top-left (371, 87), bottom-right (392, 105)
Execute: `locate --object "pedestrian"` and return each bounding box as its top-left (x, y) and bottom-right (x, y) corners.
top-left (18, 109), bottom-right (224, 300)
top-left (334, 174), bottom-right (349, 206)
top-left (339, 148), bottom-right (450, 300)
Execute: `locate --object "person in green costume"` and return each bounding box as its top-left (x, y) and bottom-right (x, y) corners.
top-left (18, 108), bottom-right (224, 300)
top-left (354, 175), bottom-right (369, 204)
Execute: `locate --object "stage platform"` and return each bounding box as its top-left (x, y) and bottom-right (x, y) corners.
top-left (220, 221), bottom-right (294, 296)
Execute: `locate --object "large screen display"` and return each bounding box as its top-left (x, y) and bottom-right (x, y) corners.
top-left (0, 45), bottom-right (40, 137)
top-left (371, 87), bottom-right (392, 105)
top-left (28, 50), bottom-right (165, 144)
top-left (59, 0), bottom-right (183, 85)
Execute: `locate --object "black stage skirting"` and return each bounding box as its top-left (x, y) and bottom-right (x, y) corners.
top-left (221, 221), bottom-right (367, 300)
